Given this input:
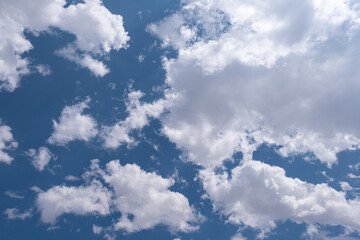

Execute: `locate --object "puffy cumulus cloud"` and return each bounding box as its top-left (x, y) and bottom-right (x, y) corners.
top-left (4, 208), bottom-right (33, 220)
top-left (0, 120), bottom-right (18, 164)
top-left (36, 181), bottom-right (111, 224)
top-left (199, 160), bottom-right (360, 235)
top-left (48, 98), bottom-right (98, 146)
top-left (26, 146), bottom-right (55, 171)
top-left (36, 159), bottom-right (202, 233)
top-left (148, 0), bottom-right (360, 167)
top-left (0, 0), bottom-right (129, 91)
top-left (100, 160), bottom-right (201, 233)
top-left (101, 91), bottom-right (166, 149)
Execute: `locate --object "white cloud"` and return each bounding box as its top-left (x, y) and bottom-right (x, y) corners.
top-left (231, 232), bottom-right (247, 240)
top-left (147, 0), bottom-right (360, 168)
top-left (100, 159), bottom-right (201, 233)
top-left (92, 224), bottom-right (103, 235)
top-left (4, 208), bottom-right (32, 220)
top-left (55, 45), bottom-right (109, 77)
top-left (138, 54), bottom-right (145, 63)
top-left (4, 191), bottom-right (24, 199)
top-left (26, 146), bottom-right (55, 171)
top-left (101, 91), bottom-right (166, 149)
top-left (36, 64), bottom-right (51, 76)
top-left (0, 120), bottom-right (18, 164)
top-left (36, 181), bottom-right (111, 224)
top-left (0, 0), bottom-right (129, 91)
top-left (65, 175), bottom-right (81, 182)
top-left (348, 173), bottom-right (360, 179)
top-left (37, 159), bottom-right (202, 233)
top-left (199, 160), bottom-right (360, 234)
top-left (48, 98), bottom-right (98, 146)
top-left (340, 182), bottom-right (353, 191)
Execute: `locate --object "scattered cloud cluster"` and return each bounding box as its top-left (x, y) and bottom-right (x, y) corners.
top-left (48, 98), bottom-right (98, 146)
top-left (145, 0), bottom-right (360, 235)
top-left (36, 159), bottom-right (202, 234)
top-left (0, 120), bottom-right (18, 164)
top-left (0, 0), bottom-right (129, 91)
top-left (2, 0), bottom-right (360, 239)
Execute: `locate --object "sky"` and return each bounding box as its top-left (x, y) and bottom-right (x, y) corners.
top-left (1, 0), bottom-right (360, 239)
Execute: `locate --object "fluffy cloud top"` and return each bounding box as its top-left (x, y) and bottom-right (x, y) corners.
top-left (36, 159), bottom-right (201, 233)
top-left (101, 160), bottom-right (201, 233)
top-left (0, 120), bottom-right (18, 164)
top-left (200, 160), bottom-right (360, 235)
top-left (37, 181), bottom-right (111, 224)
top-left (101, 91), bottom-right (166, 149)
top-left (26, 146), bottom-right (55, 171)
top-left (148, 0), bottom-right (360, 167)
top-left (48, 98), bottom-right (98, 146)
top-left (0, 0), bottom-right (129, 91)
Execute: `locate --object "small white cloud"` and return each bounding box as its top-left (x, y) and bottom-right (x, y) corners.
top-left (101, 91), bottom-right (166, 149)
top-left (4, 190), bottom-right (24, 199)
top-left (35, 64), bottom-right (51, 76)
top-left (48, 98), bottom-right (98, 146)
top-left (46, 225), bottom-right (60, 231)
top-left (138, 54), bottom-right (145, 63)
top-left (26, 146), bottom-right (55, 171)
top-left (30, 186), bottom-right (43, 193)
top-left (340, 181), bottom-right (353, 191)
top-left (0, 120), bottom-right (18, 164)
top-left (65, 175), bottom-right (80, 181)
top-left (348, 173), bottom-right (360, 179)
top-left (4, 208), bottom-right (32, 220)
top-left (92, 224), bottom-right (103, 235)
top-left (56, 45), bottom-right (109, 77)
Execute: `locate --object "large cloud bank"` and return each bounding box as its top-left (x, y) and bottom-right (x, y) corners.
top-left (147, 0), bottom-right (360, 236)
top-left (149, 0), bottom-right (360, 167)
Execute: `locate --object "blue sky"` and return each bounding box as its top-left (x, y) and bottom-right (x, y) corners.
top-left (1, 0), bottom-right (360, 239)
